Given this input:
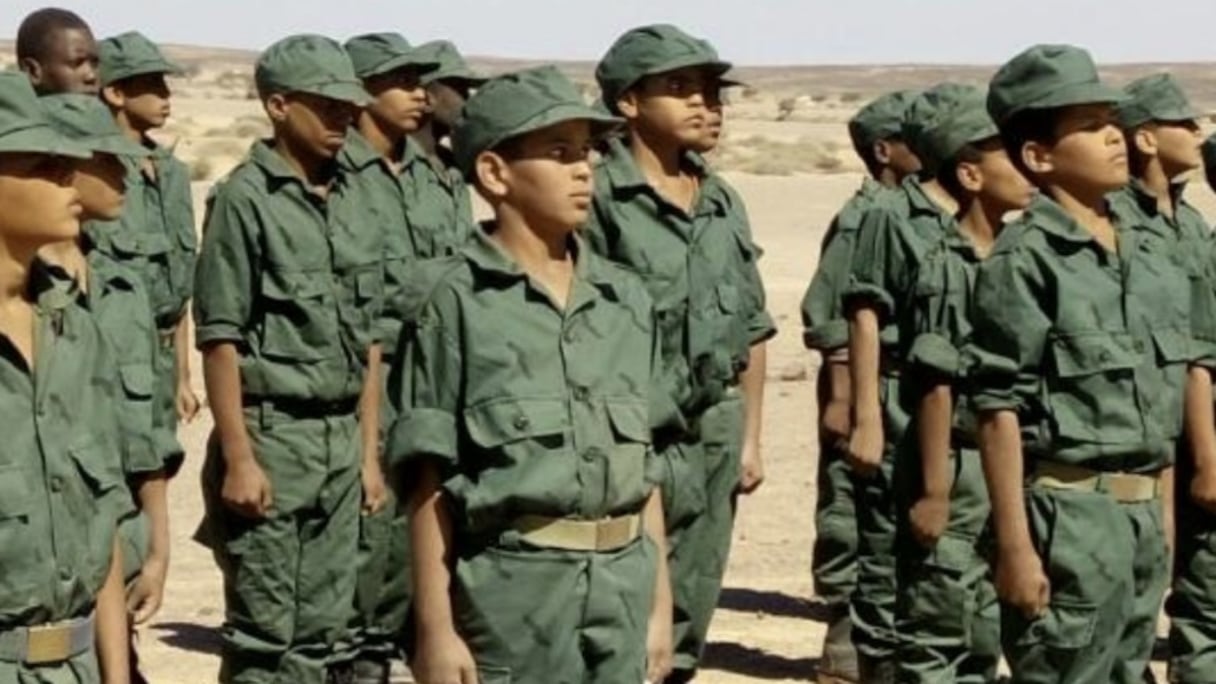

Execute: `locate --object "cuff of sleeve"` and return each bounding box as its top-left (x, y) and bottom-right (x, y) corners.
top-left (907, 333), bottom-right (963, 377)
top-left (804, 319), bottom-right (849, 352)
top-left (644, 448), bottom-right (665, 487)
top-left (155, 429), bottom-right (185, 478)
top-left (748, 311), bottom-right (778, 346)
top-left (386, 407), bottom-right (458, 467)
top-left (124, 435), bottom-right (165, 477)
top-left (842, 282), bottom-right (895, 321)
top-left (195, 323), bottom-right (243, 348)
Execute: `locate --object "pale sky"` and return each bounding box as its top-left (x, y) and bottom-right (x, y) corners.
top-left (2, 0), bottom-right (1214, 65)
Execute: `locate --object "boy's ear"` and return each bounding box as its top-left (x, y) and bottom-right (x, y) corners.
top-left (100, 84), bottom-right (125, 109)
top-left (1132, 127), bottom-right (1158, 158)
top-left (873, 139), bottom-right (893, 166)
top-left (1021, 139), bottom-right (1053, 176)
top-left (474, 150), bottom-right (511, 200)
top-left (616, 91), bottom-right (639, 120)
top-left (20, 58), bottom-right (44, 88)
top-left (264, 93), bottom-right (289, 123)
top-left (957, 161), bottom-right (984, 194)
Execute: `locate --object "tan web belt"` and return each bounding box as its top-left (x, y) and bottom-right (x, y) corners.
top-left (513, 514), bottom-right (642, 552)
top-left (1031, 462), bottom-right (1161, 503)
top-left (0, 612), bottom-right (95, 665)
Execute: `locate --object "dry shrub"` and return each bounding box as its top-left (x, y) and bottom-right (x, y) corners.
top-left (189, 157), bottom-right (213, 181)
top-left (713, 134), bottom-right (849, 176)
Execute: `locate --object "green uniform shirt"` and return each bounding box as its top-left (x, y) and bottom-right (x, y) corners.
top-left (387, 229), bottom-right (660, 534)
top-left (0, 261), bottom-right (131, 628)
top-left (801, 177), bottom-right (888, 352)
top-left (193, 140), bottom-right (385, 403)
top-left (400, 137), bottom-right (476, 259)
top-left (585, 138), bottom-right (775, 419)
top-left (970, 195), bottom-right (1182, 472)
top-left (843, 177), bottom-right (956, 360)
top-left (89, 145), bottom-right (196, 331)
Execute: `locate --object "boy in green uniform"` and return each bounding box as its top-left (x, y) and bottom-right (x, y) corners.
top-left (587, 24), bottom-right (776, 682)
top-left (841, 83), bottom-right (964, 682)
top-left (391, 64), bottom-right (673, 684)
top-left (799, 89), bottom-right (919, 684)
top-left (192, 35), bottom-right (386, 684)
top-left (97, 31), bottom-right (200, 465)
top-left (40, 92), bottom-right (176, 684)
top-left (404, 40), bottom-right (485, 258)
top-left (897, 94), bottom-right (1035, 684)
top-left (0, 70), bottom-right (130, 684)
top-left (1107, 74), bottom-right (1216, 684)
top-left (16, 7), bottom-right (99, 95)
top-left (972, 44), bottom-right (1181, 683)
top-left (339, 31), bottom-right (440, 684)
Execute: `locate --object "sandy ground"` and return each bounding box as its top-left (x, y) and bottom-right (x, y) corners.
top-left (135, 119), bottom-right (1216, 683)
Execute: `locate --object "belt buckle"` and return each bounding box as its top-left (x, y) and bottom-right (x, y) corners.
top-left (25, 623), bottom-right (72, 665)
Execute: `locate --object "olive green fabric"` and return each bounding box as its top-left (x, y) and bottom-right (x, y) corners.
top-left (902, 83), bottom-right (983, 175)
top-left (193, 139), bottom-right (384, 403)
top-left (585, 138), bottom-right (773, 672)
top-left (847, 90), bottom-right (918, 159)
top-left (595, 24), bottom-right (731, 114)
top-left (254, 34), bottom-right (369, 105)
top-left (923, 94), bottom-right (999, 171)
top-left (343, 33), bottom-right (439, 80)
top-left (970, 195), bottom-right (1184, 472)
top-left (400, 137), bottom-right (477, 260)
top-left (841, 177), bottom-right (956, 661)
top-left (39, 94), bottom-right (148, 158)
top-left (1118, 73), bottom-right (1202, 130)
top-left (0, 72), bottom-right (90, 158)
top-left (451, 65), bottom-right (620, 178)
top-left (97, 31), bottom-right (184, 88)
top-left (986, 44), bottom-right (1126, 125)
top-left (385, 229), bottom-right (661, 676)
top-left (1001, 489), bottom-right (1166, 684)
top-left (197, 412), bottom-right (361, 684)
top-left (1169, 456), bottom-right (1216, 684)
top-left (415, 40), bottom-right (486, 86)
top-left (0, 261), bottom-right (130, 635)
top-left (0, 651), bottom-right (101, 684)
top-left (348, 488), bottom-right (410, 661)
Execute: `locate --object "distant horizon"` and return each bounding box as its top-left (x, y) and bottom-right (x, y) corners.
top-left (1, 0), bottom-right (1214, 67)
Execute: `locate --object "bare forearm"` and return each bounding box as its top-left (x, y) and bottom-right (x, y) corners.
top-left (979, 410), bottom-right (1031, 553)
top-left (202, 343), bottom-right (251, 465)
top-left (136, 474), bottom-right (170, 563)
top-left (848, 307), bottom-right (881, 424)
top-left (739, 343), bottom-right (766, 446)
top-left (174, 322), bottom-right (191, 383)
top-left (918, 384), bottom-right (954, 498)
top-left (827, 358), bottom-right (851, 405)
top-left (360, 344), bottom-right (383, 466)
top-left (95, 537), bottom-right (130, 684)
top-left (410, 461), bottom-right (457, 634)
top-left (643, 486), bottom-right (671, 608)
top-left (1186, 366), bottom-right (1216, 474)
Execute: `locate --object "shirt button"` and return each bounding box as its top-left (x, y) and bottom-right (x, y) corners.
top-left (572, 386), bottom-right (590, 401)
top-left (564, 328), bottom-right (578, 344)
top-left (58, 567), bottom-right (72, 581)
top-left (50, 477), bottom-right (63, 493)
top-left (513, 415), bottom-right (530, 431)
top-left (582, 447), bottom-right (602, 462)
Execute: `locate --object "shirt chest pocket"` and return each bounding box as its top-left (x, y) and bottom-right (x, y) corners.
top-left (259, 270), bottom-right (340, 362)
top-left (0, 465), bottom-right (36, 597)
top-left (1047, 330), bottom-right (1142, 445)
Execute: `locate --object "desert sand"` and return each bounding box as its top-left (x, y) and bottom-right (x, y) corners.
top-left (3, 41), bottom-right (1215, 682)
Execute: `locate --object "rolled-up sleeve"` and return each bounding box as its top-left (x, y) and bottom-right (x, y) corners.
top-left (193, 185), bottom-right (258, 348)
top-left (969, 249), bottom-right (1050, 412)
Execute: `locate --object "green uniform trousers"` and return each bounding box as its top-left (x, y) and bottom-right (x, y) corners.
top-left (813, 372), bottom-right (859, 606)
top-left (851, 373), bottom-right (910, 662)
top-left (199, 407), bottom-right (361, 684)
top-left (1002, 485), bottom-right (1168, 684)
top-left (454, 536), bottom-right (657, 683)
top-left (0, 650), bottom-right (99, 684)
top-left (152, 336), bottom-right (184, 472)
top-left (895, 448), bottom-right (999, 684)
top-left (662, 393), bottom-right (744, 673)
top-left (1168, 455), bottom-right (1216, 684)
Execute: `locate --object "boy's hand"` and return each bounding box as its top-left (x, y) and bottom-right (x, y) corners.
top-left (995, 545), bottom-right (1050, 619)
top-left (737, 440), bottom-right (765, 494)
top-left (909, 493), bottom-right (950, 549)
top-left (221, 453), bottom-right (273, 518)
top-left (176, 384), bottom-right (201, 423)
top-left (412, 628), bottom-right (479, 684)
top-left (821, 397), bottom-right (852, 443)
top-left (846, 418), bottom-right (884, 478)
top-left (361, 460), bottom-right (388, 515)
top-left (126, 555), bottom-right (168, 624)
top-left (645, 595), bottom-right (674, 683)
top-left (1192, 467), bottom-right (1216, 514)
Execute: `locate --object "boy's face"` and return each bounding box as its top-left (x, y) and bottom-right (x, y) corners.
top-left (879, 137), bottom-right (922, 179)
top-left (485, 119), bottom-right (595, 233)
top-left (1038, 103), bottom-right (1128, 193)
top-left (74, 153), bottom-right (127, 221)
top-left (107, 73), bottom-right (173, 130)
top-left (1151, 120), bottom-right (1203, 176)
top-left (692, 80), bottom-right (726, 153)
top-left (620, 66), bottom-right (711, 148)
top-left (966, 140), bottom-right (1035, 213)
top-left (24, 27), bottom-right (99, 95)
top-left (270, 92), bottom-right (357, 160)
top-left (426, 80), bottom-right (472, 130)
top-left (364, 66), bottom-right (430, 135)
top-left (0, 153), bottom-right (82, 247)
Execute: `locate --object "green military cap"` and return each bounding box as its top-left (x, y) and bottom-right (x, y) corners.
top-left (595, 24), bottom-right (732, 113)
top-left (924, 92), bottom-right (1000, 167)
top-left (344, 32), bottom-right (441, 80)
top-left (416, 40), bottom-right (488, 87)
top-left (848, 89), bottom-right (918, 151)
top-left (0, 72), bottom-right (90, 158)
top-left (987, 44), bottom-right (1125, 125)
top-left (40, 93), bottom-right (149, 158)
top-left (1118, 73), bottom-right (1202, 129)
top-left (452, 65), bottom-right (620, 178)
top-left (255, 34), bottom-right (370, 105)
top-left (98, 31), bottom-right (186, 88)
top-left (903, 83), bottom-right (982, 173)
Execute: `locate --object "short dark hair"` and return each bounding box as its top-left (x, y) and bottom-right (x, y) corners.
top-left (936, 142), bottom-right (986, 200)
top-left (16, 7), bottom-right (92, 64)
top-left (854, 135), bottom-right (902, 179)
top-left (999, 107), bottom-right (1062, 181)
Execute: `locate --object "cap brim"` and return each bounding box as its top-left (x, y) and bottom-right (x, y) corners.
top-left (298, 82), bottom-right (372, 106)
top-left (515, 102), bottom-right (623, 141)
top-left (365, 51), bottom-right (444, 79)
top-left (1024, 82), bottom-right (1129, 112)
top-left (103, 60), bottom-right (187, 86)
top-left (422, 68), bottom-right (489, 87)
top-left (1154, 105), bottom-right (1205, 123)
top-left (0, 125), bottom-right (93, 159)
